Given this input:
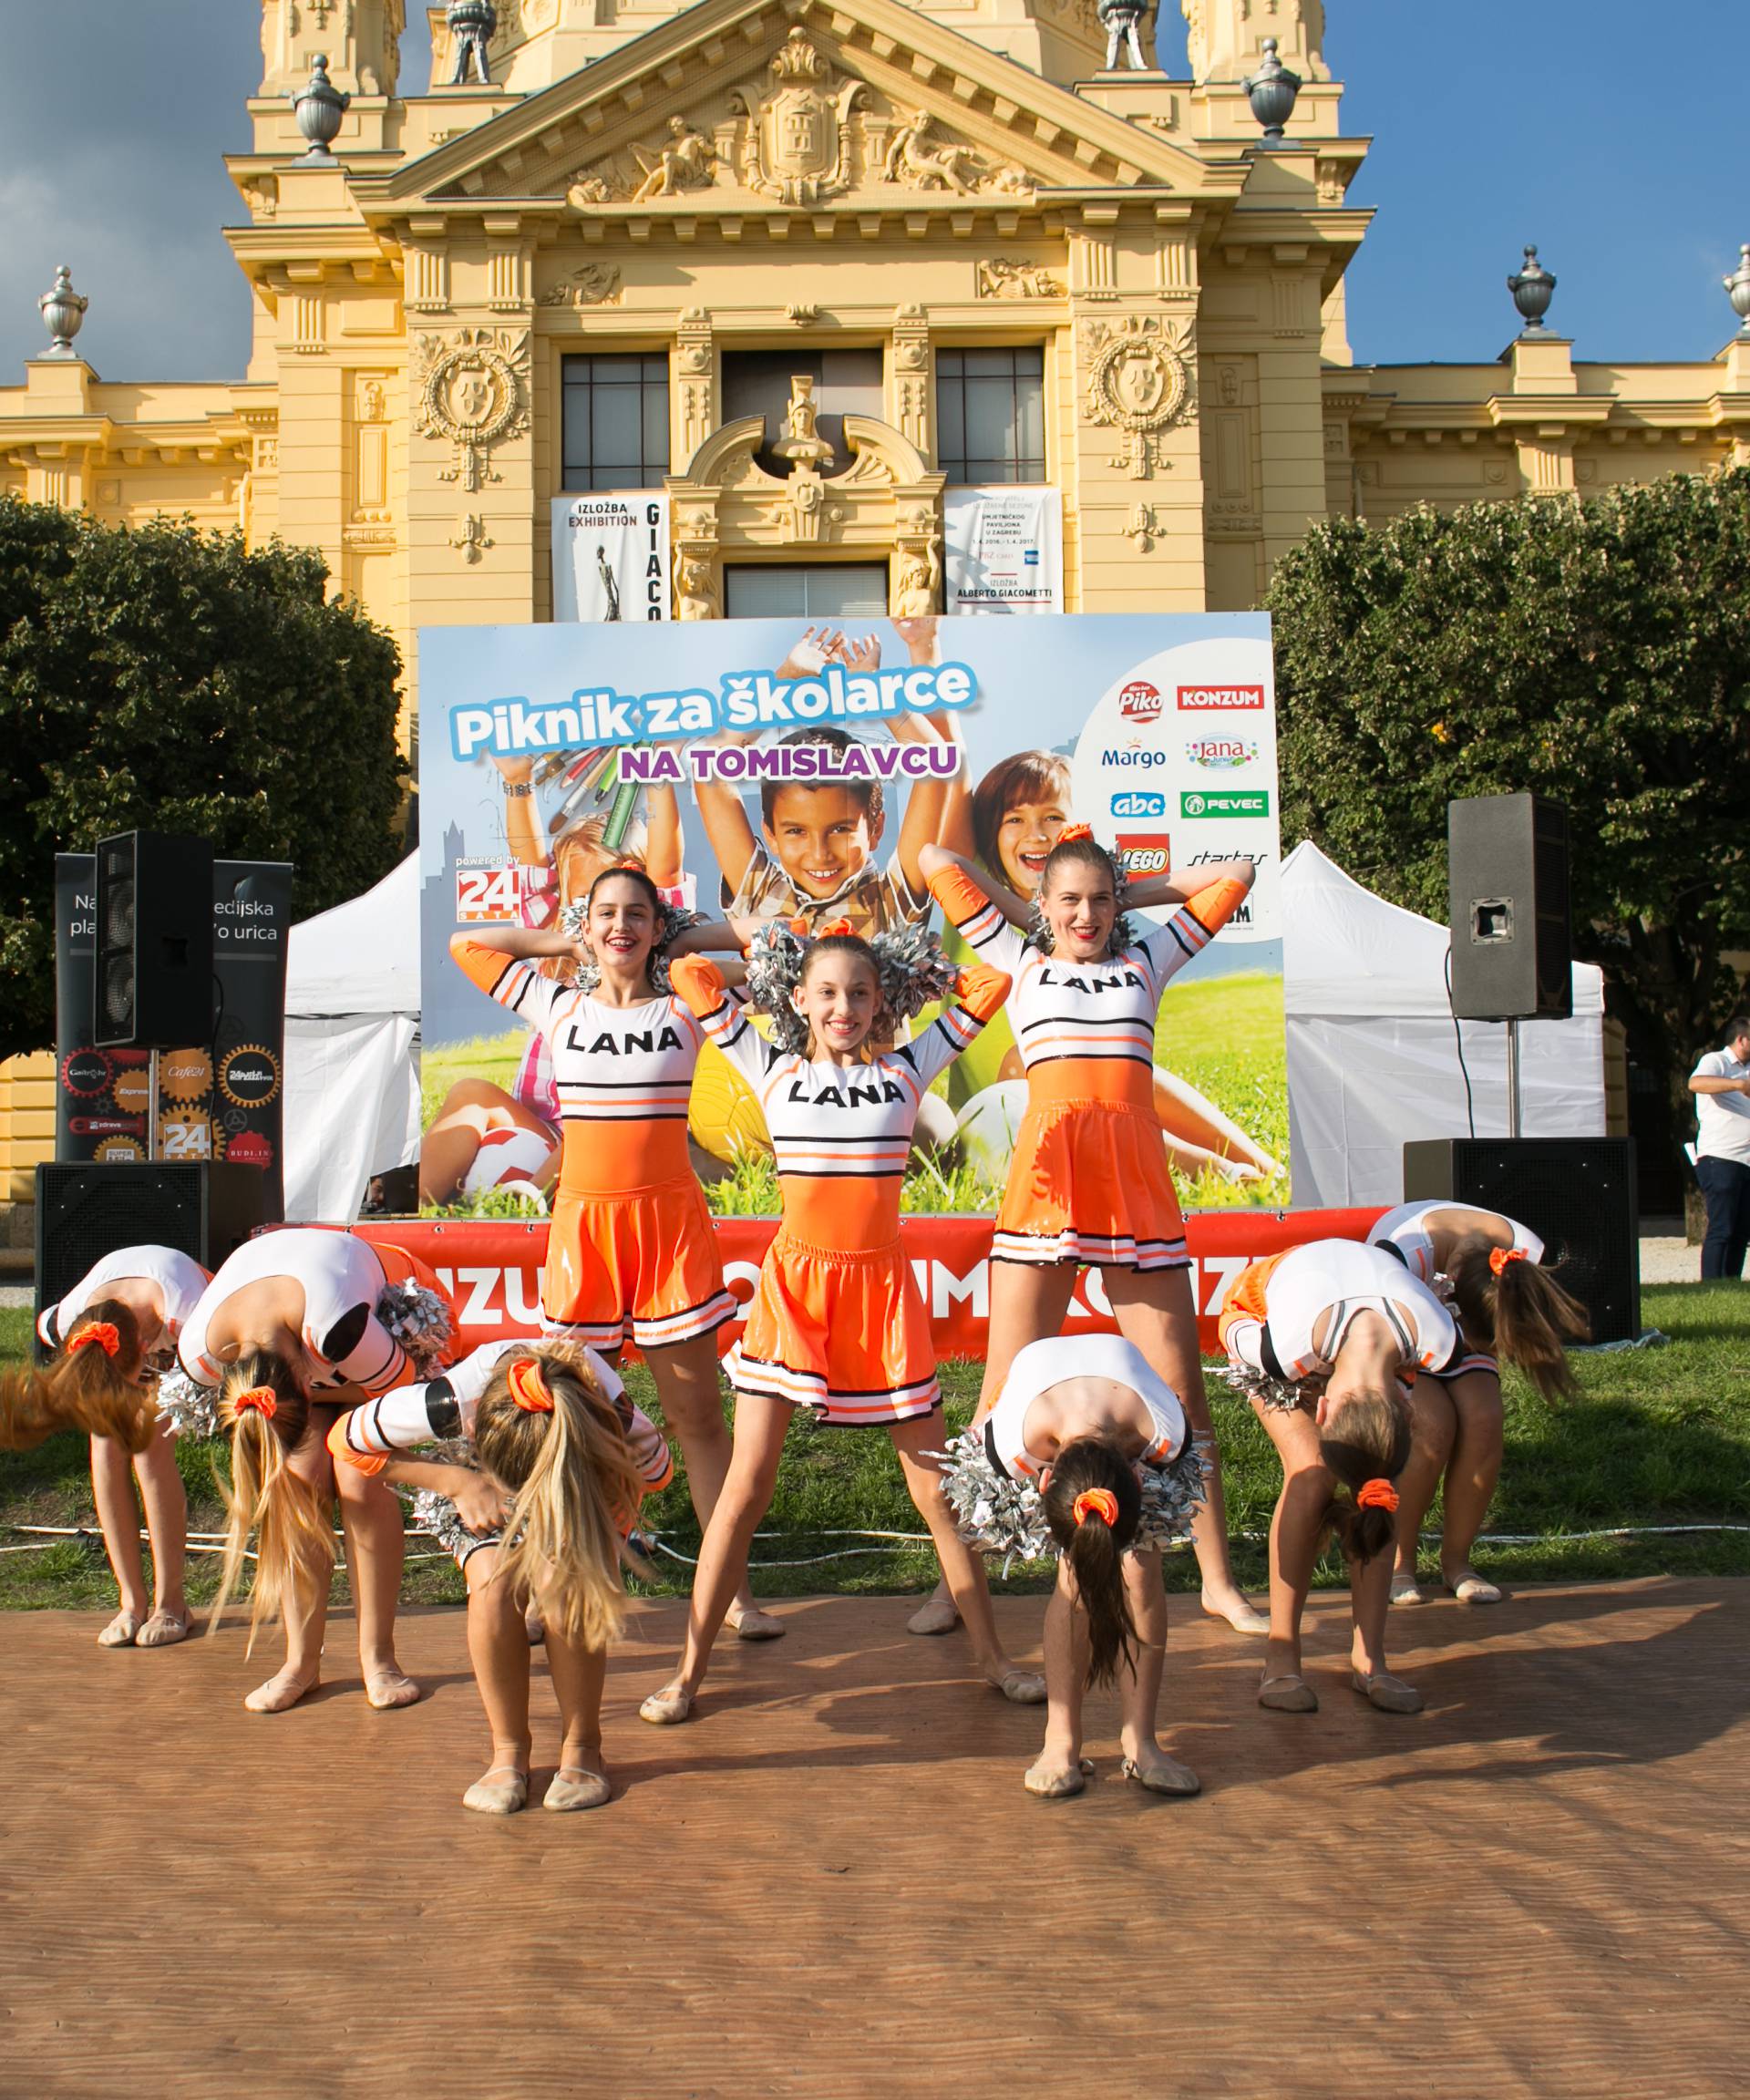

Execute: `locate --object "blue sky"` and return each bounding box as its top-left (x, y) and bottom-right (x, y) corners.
top-left (0, 0), bottom-right (1741, 382)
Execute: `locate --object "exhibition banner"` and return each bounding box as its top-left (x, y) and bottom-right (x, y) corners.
top-left (942, 488), bottom-right (1063, 614)
top-left (54, 854), bottom-right (293, 1213)
top-left (418, 611), bottom-right (1288, 1211)
top-left (551, 493), bottom-right (671, 622)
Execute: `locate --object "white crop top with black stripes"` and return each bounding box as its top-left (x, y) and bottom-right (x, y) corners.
top-left (179, 1229), bottom-right (407, 1395)
top-left (1225, 1240), bottom-right (1460, 1384)
top-left (986, 1333), bottom-right (1188, 1482)
top-left (1366, 1200), bottom-right (1544, 1284)
top-left (38, 1245), bottom-right (211, 1352)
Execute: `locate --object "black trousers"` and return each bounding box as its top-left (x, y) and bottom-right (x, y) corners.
top-left (1695, 1154), bottom-right (1750, 1280)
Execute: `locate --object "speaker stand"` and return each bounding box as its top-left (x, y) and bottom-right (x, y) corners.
top-left (1505, 1019), bottom-right (1522, 1138)
top-left (147, 1047), bottom-right (160, 1160)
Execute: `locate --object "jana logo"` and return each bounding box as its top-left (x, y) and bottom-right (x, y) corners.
top-left (1186, 737), bottom-right (1260, 770)
top-left (1181, 789), bottom-right (1271, 819)
top-left (1110, 790), bottom-right (1167, 819)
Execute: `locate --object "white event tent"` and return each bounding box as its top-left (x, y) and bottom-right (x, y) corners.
top-left (1283, 840), bottom-right (1607, 1207)
top-left (282, 854), bottom-right (422, 1222)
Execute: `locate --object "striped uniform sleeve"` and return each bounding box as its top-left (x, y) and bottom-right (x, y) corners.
top-left (325, 1342), bottom-right (521, 1472)
top-left (1135, 877), bottom-right (1250, 996)
top-left (623, 1403), bottom-right (674, 1497)
top-left (900, 963), bottom-right (1011, 1093)
top-left (668, 955), bottom-right (781, 1092)
top-left (925, 863), bottom-right (1027, 975)
top-left (448, 932), bottom-right (561, 1031)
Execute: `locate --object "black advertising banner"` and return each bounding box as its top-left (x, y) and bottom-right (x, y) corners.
top-left (54, 855), bottom-right (293, 1217)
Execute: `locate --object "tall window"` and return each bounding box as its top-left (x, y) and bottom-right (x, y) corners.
top-left (935, 346), bottom-right (1045, 483)
top-left (724, 563), bottom-right (890, 619)
top-left (561, 353), bottom-right (670, 489)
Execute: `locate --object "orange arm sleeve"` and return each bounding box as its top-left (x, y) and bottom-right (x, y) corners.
top-left (925, 861), bottom-right (991, 932)
top-left (953, 961), bottom-right (1012, 1024)
top-left (448, 932), bottom-right (521, 998)
top-left (666, 954), bottom-right (729, 1021)
top-left (325, 1411), bottom-right (386, 1476)
top-left (1185, 876), bottom-right (1251, 939)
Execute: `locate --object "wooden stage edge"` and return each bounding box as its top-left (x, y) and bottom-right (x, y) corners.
top-left (1, 1579), bottom-right (1745, 2098)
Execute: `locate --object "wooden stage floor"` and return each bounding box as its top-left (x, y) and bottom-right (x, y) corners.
top-left (1, 1580), bottom-right (1744, 2097)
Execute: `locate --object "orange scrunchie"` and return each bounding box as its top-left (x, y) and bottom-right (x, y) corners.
top-left (1057, 822), bottom-right (1095, 844)
top-left (1488, 1246), bottom-right (1529, 1278)
top-left (508, 1357), bottom-right (554, 1414)
top-left (820, 918), bottom-right (855, 940)
top-left (1355, 1478), bottom-right (1399, 1513)
top-left (232, 1385), bottom-right (278, 1422)
top-left (68, 1322), bottom-right (121, 1359)
top-left (1072, 1487), bottom-right (1120, 1529)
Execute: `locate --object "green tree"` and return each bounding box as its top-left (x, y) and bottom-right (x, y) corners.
top-left (0, 500), bottom-right (407, 1059)
top-left (1266, 469), bottom-right (1750, 1157)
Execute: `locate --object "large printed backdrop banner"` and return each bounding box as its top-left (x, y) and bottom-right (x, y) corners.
top-left (418, 612), bottom-right (1287, 1212)
top-left (55, 854), bottom-right (293, 1215)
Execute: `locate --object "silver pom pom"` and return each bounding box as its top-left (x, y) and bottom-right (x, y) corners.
top-left (376, 1282), bottom-right (455, 1379)
top-left (932, 1431), bottom-right (1055, 1571)
top-left (866, 921), bottom-right (959, 1025)
top-left (743, 921), bottom-right (814, 1055)
top-left (1215, 1362), bottom-right (1303, 1413)
top-left (743, 917), bottom-right (960, 1054)
top-left (152, 1367), bottom-right (215, 1440)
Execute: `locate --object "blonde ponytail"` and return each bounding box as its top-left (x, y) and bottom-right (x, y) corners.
top-left (0, 1365), bottom-right (62, 1451)
top-left (473, 1346), bottom-right (644, 1651)
top-left (30, 1301), bottom-right (160, 1453)
top-left (211, 1354), bottom-right (333, 1652)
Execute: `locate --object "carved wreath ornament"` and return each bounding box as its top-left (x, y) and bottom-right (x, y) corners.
top-left (415, 326), bottom-right (531, 493)
top-left (1082, 314), bottom-right (1193, 479)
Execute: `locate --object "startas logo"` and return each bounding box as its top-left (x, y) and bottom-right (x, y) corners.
top-left (1177, 684), bottom-right (1265, 711)
top-left (1181, 789), bottom-right (1271, 819)
top-left (1185, 736), bottom-right (1260, 770)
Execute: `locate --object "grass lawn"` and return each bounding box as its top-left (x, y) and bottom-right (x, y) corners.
top-left (3, 1283), bottom-right (1745, 1614)
top-left (1156, 968), bottom-right (1291, 1211)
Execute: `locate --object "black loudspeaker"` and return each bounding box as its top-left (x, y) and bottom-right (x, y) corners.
top-left (34, 1161), bottom-right (265, 1358)
top-left (1402, 1138), bottom-right (1639, 1344)
top-left (1446, 794), bottom-right (1572, 1022)
top-left (93, 830), bottom-right (215, 1049)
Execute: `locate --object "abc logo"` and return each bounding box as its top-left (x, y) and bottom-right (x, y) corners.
top-left (1110, 791), bottom-right (1167, 818)
top-left (1118, 681), bottom-right (1162, 723)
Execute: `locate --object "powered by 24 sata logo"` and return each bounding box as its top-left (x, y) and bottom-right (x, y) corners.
top-left (1181, 789), bottom-right (1271, 818)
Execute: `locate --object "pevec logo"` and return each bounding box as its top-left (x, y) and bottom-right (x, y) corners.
top-left (1185, 736), bottom-right (1260, 770)
top-left (1115, 832), bottom-right (1171, 875)
top-left (1177, 684), bottom-right (1266, 711)
top-left (1110, 790), bottom-right (1167, 819)
top-left (1181, 789), bottom-right (1271, 819)
top-left (1118, 680), bottom-right (1163, 723)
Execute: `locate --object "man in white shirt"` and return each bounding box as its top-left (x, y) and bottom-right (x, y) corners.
top-left (1689, 1016), bottom-right (1750, 1280)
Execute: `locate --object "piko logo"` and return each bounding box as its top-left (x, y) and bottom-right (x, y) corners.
top-left (1110, 790), bottom-right (1168, 819)
top-left (1118, 680), bottom-right (1163, 723)
top-left (1177, 684), bottom-right (1266, 711)
top-left (1181, 789), bottom-right (1271, 819)
top-left (1115, 833), bottom-right (1171, 875)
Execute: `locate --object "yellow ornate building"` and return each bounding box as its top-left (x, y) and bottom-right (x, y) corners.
top-left (0, 0), bottom-right (1733, 1200)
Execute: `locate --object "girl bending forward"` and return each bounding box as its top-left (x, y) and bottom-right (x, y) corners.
top-left (332, 1340), bottom-right (670, 1815)
top-left (1368, 1199), bottom-right (1590, 1606)
top-left (181, 1226), bottom-right (455, 1712)
top-left (941, 1333), bottom-right (1206, 1799)
top-left (26, 1245), bottom-right (210, 1649)
top-left (641, 923), bottom-right (1045, 1724)
top-left (1219, 1238), bottom-right (1462, 1715)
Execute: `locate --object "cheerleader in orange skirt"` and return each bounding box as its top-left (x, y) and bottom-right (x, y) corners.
top-left (180, 1226), bottom-right (457, 1712)
top-left (638, 921), bottom-right (1047, 1724)
top-left (912, 831), bottom-right (1266, 1636)
top-left (450, 864), bottom-right (780, 1640)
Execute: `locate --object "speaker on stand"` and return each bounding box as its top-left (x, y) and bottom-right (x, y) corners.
top-left (93, 831), bottom-right (216, 1160)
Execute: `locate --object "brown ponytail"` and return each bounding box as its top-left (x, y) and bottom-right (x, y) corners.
top-left (211, 1353), bottom-right (332, 1652)
top-left (1448, 1236), bottom-right (1590, 1402)
top-left (1042, 1437), bottom-right (1142, 1688)
top-left (472, 1345), bottom-right (645, 1651)
top-left (27, 1301), bottom-right (160, 1453)
top-left (1320, 1385), bottom-right (1413, 1564)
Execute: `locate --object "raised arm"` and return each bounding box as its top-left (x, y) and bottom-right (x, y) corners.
top-left (902, 961), bottom-right (1011, 1092)
top-left (921, 849), bottom-right (1028, 974)
top-left (448, 930), bottom-right (571, 1025)
top-left (890, 708), bottom-right (970, 907)
top-left (667, 955), bottom-right (780, 1093)
top-left (644, 779), bottom-right (685, 892)
top-left (1126, 857), bottom-right (1257, 912)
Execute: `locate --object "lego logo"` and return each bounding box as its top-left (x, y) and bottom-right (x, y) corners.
top-left (1177, 684), bottom-right (1266, 710)
top-left (1118, 681), bottom-right (1163, 721)
top-left (1116, 832), bottom-right (1171, 875)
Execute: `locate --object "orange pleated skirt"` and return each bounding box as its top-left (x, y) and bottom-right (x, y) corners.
top-left (542, 1176), bottom-right (735, 1354)
top-left (993, 1099), bottom-right (1189, 1272)
top-left (726, 1231), bottom-right (941, 1427)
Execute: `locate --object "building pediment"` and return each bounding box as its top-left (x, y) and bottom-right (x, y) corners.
top-left (369, 0), bottom-right (1225, 216)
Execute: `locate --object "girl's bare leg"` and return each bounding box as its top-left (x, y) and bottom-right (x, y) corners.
top-left (544, 1627), bottom-right (612, 1809)
top-left (1251, 1397), bottom-right (1330, 1703)
top-left (1349, 1543), bottom-right (1420, 1709)
top-left (90, 1435), bottom-right (149, 1639)
top-left (643, 1393), bottom-right (791, 1717)
top-left (133, 1429), bottom-right (190, 1642)
top-left (645, 1333), bottom-right (780, 1639)
top-left (1436, 1370), bottom-right (1506, 1593)
top-left (1108, 1263), bottom-right (1265, 1633)
top-left (335, 1460), bottom-right (419, 1707)
top-left (243, 1408), bottom-right (334, 1711)
top-left (1030, 1559), bottom-right (1089, 1794)
top-left (890, 1414), bottom-right (1042, 1701)
top-left (910, 1261), bottom-right (1076, 1634)
top-left (1117, 1550), bottom-right (1197, 1790)
top-left (1150, 1066), bottom-right (1280, 1176)
top-left (461, 1546), bottom-right (531, 1812)
top-left (1391, 1382), bottom-right (1458, 1601)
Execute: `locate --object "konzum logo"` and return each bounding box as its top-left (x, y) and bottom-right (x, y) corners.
top-left (1115, 833), bottom-right (1171, 875)
top-left (1118, 680), bottom-right (1163, 723)
top-left (1110, 790), bottom-right (1167, 819)
top-left (1177, 684), bottom-right (1266, 711)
